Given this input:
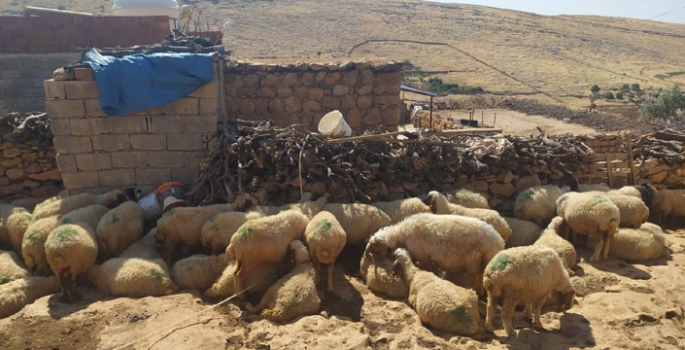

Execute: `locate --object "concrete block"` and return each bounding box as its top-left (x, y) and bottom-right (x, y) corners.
top-left (182, 115), bottom-right (217, 133)
top-left (0, 70), bottom-right (21, 79)
top-left (92, 135), bottom-right (131, 152)
top-left (167, 133), bottom-right (202, 151)
top-left (21, 69), bottom-right (55, 79)
top-left (199, 98), bottom-right (218, 116)
top-left (75, 153), bottom-right (112, 171)
top-left (188, 82), bottom-right (218, 98)
top-left (99, 169), bottom-right (136, 187)
top-left (171, 168), bottom-right (197, 185)
top-left (4, 88), bottom-right (45, 98)
top-left (56, 154), bottom-right (77, 173)
top-left (130, 134), bottom-right (166, 151)
top-left (64, 81), bottom-right (99, 99)
top-left (7, 79), bottom-right (37, 89)
top-left (184, 151), bottom-right (204, 168)
top-left (74, 68), bottom-right (94, 81)
top-left (150, 116), bottom-right (183, 133)
top-left (0, 56), bottom-right (21, 70)
top-left (111, 152), bottom-right (148, 168)
top-left (70, 118), bottom-right (108, 136)
top-left (46, 99), bottom-right (85, 119)
top-left (108, 116), bottom-right (148, 134)
top-left (20, 55), bottom-right (78, 69)
top-left (130, 106), bottom-right (164, 116)
top-left (43, 79), bottom-right (66, 99)
top-left (53, 136), bottom-right (92, 154)
top-left (135, 168), bottom-right (171, 185)
top-left (162, 97), bottom-right (199, 116)
top-left (61, 171), bottom-right (100, 189)
top-left (147, 151), bottom-right (184, 168)
top-left (50, 118), bottom-right (71, 136)
top-left (13, 97), bottom-right (45, 110)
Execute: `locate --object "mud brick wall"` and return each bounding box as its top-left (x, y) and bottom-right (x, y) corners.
top-left (0, 138), bottom-right (62, 199)
top-left (44, 80), bottom-right (217, 195)
top-left (224, 61), bottom-right (403, 134)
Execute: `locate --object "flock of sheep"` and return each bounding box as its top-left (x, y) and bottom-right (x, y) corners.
top-left (0, 177), bottom-right (678, 339)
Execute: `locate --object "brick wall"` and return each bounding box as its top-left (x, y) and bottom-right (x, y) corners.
top-left (0, 135), bottom-right (63, 200)
top-left (44, 79), bottom-right (217, 195)
top-left (224, 61), bottom-right (403, 134)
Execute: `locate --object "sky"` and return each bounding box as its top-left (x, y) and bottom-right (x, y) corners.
top-left (430, 0), bottom-right (685, 25)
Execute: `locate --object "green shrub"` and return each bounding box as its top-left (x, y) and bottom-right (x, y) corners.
top-left (603, 92), bottom-right (615, 100)
top-left (591, 85), bottom-right (601, 93)
top-left (616, 92), bottom-right (624, 99)
top-left (631, 83), bottom-right (641, 91)
top-left (621, 84), bottom-right (630, 92)
top-left (639, 85), bottom-right (685, 119)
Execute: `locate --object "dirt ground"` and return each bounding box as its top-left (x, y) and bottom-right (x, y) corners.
top-left (1, 222), bottom-right (684, 350)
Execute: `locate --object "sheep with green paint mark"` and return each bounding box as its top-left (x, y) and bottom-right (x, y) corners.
top-left (503, 217), bottom-right (542, 248)
top-left (119, 228), bottom-right (163, 261)
top-left (444, 188), bottom-right (491, 209)
top-left (359, 250), bottom-right (408, 298)
top-left (513, 185), bottom-right (570, 227)
top-left (372, 197), bottom-right (431, 224)
top-left (247, 193), bottom-right (329, 220)
top-left (95, 201), bottom-right (144, 260)
top-left (322, 203), bottom-right (391, 245)
top-left (0, 250), bottom-right (29, 285)
top-left (57, 204), bottom-right (110, 233)
top-left (204, 258), bottom-right (287, 299)
top-left (200, 211), bottom-right (264, 254)
top-left (88, 257), bottom-right (179, 297)
top-left (303, 211), bottom-right (346, 292)
top-left (0, 276), bottom-right (60, 319)
top-left (483, 245), bottom-right (575, 337)
top-left (44, 223), bottom-right (98, 302)
top-left (585, 191), bottom-right (649, 228)
top-left (32, 190), bottom-right (128, 220)
top-left (390, 248), bottom-right (482, 336)
top-left (21, 216), bottom-right (60, 276)
top-left (534, 217), bottom-right (577, 275)
top-left (245, 240), bottom-right (320, 323)
top-left (0, 204), bottom-right (32, 255)
top-left (170, 254), bottom-right (228, 291)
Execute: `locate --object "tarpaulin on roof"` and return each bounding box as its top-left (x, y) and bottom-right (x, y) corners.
top-left (83, 48), bottom-right (216, 116)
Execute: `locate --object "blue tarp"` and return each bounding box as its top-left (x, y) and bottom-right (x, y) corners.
top-left (83, 48), bottom-right (216, 116)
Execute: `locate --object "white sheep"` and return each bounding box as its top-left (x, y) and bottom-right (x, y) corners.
top-left (503, 217), bottom-right (542, 248)
top-left (226, 210), bottom-right (309, 296)
top-left (170, 254), bottom-right (228, 291)
top-left (513, 185), bottom-right (569, 227)
top-left (586, 222), bottom-right (667, 262)
top-left (245, 240), bottom-right (321, 323)
top-left (200, 211), bottom-right (264, 254)
top-left (556, 192), bottom-right (620, 261)
top-left (372, 197), bottom-right (431, 224)
top-left (247, 193), bottom-right (329, 219)
top-left (0, 250), bottom-right (29, 284)
top-left (652, 188), bottom-right (685, 224)
top-left (483, 245), bottom-right (575, 337)
top-left (359, 251), bottom-right (408, 298)
top-left (57, 204), bottom-right (110, 231)
top-left (604, 193), bottom-right (649, 228)
top-left (44, 223), bottom-right (98, 302)
top-left (0, 276), bottom-right (61, 319)
top-left (88, 257), bottom-right (179, 297)
top-left (444, 188), bottom-right (490, 209)
top-left (32, 190), bottom-right (128, 220)
top-left (21, 216), bottom-right (60, 275)
top-left (96, 201), bottom-right (145, 260)
top-left (119, 228), bottom-right (163, 261)
top-left (365, 213), bottom-right (504, 294)
top-left (303, 211), bottom-right (346, 292)
top-left (578, 184), bottom-right (610, 192)
top-left (0, 205), bottom-right (32, 255)
top-left (425, 191), bottom-right (512, 241)
top-left (204, 259), bottom-right (286, 299)
top-left (322, 203), bottom-right (391, 245)
top-left (390, 248), bottom-right (482, 336)
top-left (533, 217), bottom-right (577, 275)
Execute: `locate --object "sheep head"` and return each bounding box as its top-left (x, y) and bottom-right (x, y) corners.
top-left (389, 248), bottom-right (411, 277)
top-left (98, 190), bottom-right (129, 209)
top-left (554, 289), bottom-right (576, 312)
top-left (288, 239), bottom-right (310, 266)
top-left (364, 237), bottom-right (389, 261)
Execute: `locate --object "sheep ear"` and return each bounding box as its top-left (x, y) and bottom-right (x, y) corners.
top-left (389, 260), bottom-right (400, 277)
top-left (421, 193), bottom-right (437, 213)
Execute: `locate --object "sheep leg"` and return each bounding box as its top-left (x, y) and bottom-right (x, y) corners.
top-left (531, 300), bottom-right (545, 330)
top-left (69, 274), bottom-right (82, 301)
top-left (601, 233), bottom-right (612, 260)
top-left (234, 259), bottom-right (245, 299)
top-left (326, 260), bottom-right (335, 293)
top-left (523, 303), bottom-right (533, 322)
top-left (466, 264), bottom-right (485, 296)
top-left (57, 270), bottom-right (71, 303)
top-left (485, 292), bottom-right (496, 333)
top-left (501, 297), bottom-right (518, 338)
top-left (590, 236), bottom-right (603, 262)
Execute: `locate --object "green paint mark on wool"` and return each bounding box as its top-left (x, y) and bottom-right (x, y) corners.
top-left (162, 209), bottom-right (177, 218)
top-left (208, 214), bottom-right (219, 225)
top-left (58, 218), bottom-right (72, 225)
top-left (282, 291), bottom-right (301, 312)
top-left (450, 306), bottom-right (471, 324)
top-left (0, 274), bottom-right (9, 284)
top-left (235, 221), bottom-right (252, 239)
top-left (110, 213), bottom-right (119, 224)
top-left (593, 195), bottom-right (607, 203)
top-left (279, 205), bottom-right (293, 212)
top-left (149, 269), bottom-right (165, 284)
top-left (26, 229), bottom-right (41, 243)
top-left (377, 208), bottom-right (390, 220)
top-left (55, 227), bottom-right (78, 240)
top-left (488, 254), bottom-right (511, 272)
top-left (319, 219), bottom-right (332, 231)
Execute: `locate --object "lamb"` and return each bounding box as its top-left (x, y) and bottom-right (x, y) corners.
top-left (365, 213), bottom-right (504, 294)
top-left (603, 193), bottom-right (649, 228)
top-left (57, 204), bottom-right (109, 231)
top-left (226, 210), bottom-right (309, 296)
top-left (483, 245), bottom-right (576, 337)
top-left (651, 188), bottom-right (685, 224)
top-left (424, 191), bottom-right (511, 242)
top-left (32, 190), bottom-right (128, 220)
top-left (44, 223), bottom-right (98, 302)
top-left (245, 240), bottom-right (320, 323)
top-left (21, 216), bottom-right (60, 275)
top-left (359, 251), bottom-right (408, 298)
top-left (390, 248), bottom-right (481, 336)
top-left (200, 211), bottom-right (264, 254)
top-left (303, 211), bottom-right (346, 292)
top-left (503, 217), bottom-right (542, 248)
top-left (119, 228), bottom-right (163, 261)
top-left (96, 201), bottom-right (145, 260)
top-left (170, 254), bottom-right (228, 291)
top-left (88, 257), bottom-right (179, 297)
top-left (0, 205), bottom-right (32, 254)
top-left (0, 276), bottom-right (61, 319)
top-left (204, 259), bottom-right (286, 298)
top-left (322, 203), bottom-right (391, 245)
top-left (0, 250), bottom-right (29, 284)
top-left (586, 223), bottom-right (667, 262)
top-left (372, 197), bottom-right (431, 224)
top-left (556, 192), bottom-right (620, 261)
top-left (444, 188), bottom-right (490, 209)
top-left (533, 217), bottom-right (577, 275)
top-left (156, 204), bottom-right (234, 264)
top-left (513, 185), bottom-right (569, 227)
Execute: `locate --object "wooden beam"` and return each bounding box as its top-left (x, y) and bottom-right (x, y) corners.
top-left (24, 6), bottom-right (93, 17)
top-left (654, 131), bottom-right (685, 143)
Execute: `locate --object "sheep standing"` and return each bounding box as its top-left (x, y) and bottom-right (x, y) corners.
top-left (425, 191), bottom-right (511, 241)
top-left (0, 250), bottom-right (29, 284)
top-left (57, 204), bottom-right (109, 231)
top-left (170, 254), bottom-right (228, 291)
top-left (556, 192), bottom-right (620, 261)
top-left (204, 259), bottom-right (286, 299)
top-left (247, 193), bottom-right (329, 219)
top-left (483, 245), bottom-right (575, 337)
top-left (200, 211), bottom-right (264, 254)
top-left (444, 188), bottom-right (490, 209)
top-left (391, 248), bottom-right (481, 336)
top-left (513, 185), bottom-right (568, 227)
top-left (245, 240), bottom-right (320, 323)
top-left (21, 216), bottom-right (60, 275)
top-left (119, 228), bottom-right (162, 261)
top-left (44, 223), bottom-right (98, 302)
top-left (359, 251), bottom-right (408, 298)
top-left (88, 257), bottom-right (179, 297)
top-left (32, 190), bottom-right (127, 220)
top-left (1, 205), bottom-right (32, 255)
top-left (652, 188), bottom-right (685, 224)
top-left (534, 217), bottom-right (577, 275)
top-left (586, 223), bottom-right (667, 262)
top-left (365, 213), bottom-right (504, 294)
top-left (503, 217), bottom-right (542, 248)
top-left (322, 203), bottom-right (391, 245)
top-left (0, 276), bottom-right (60, 319)
top-left (603, 193), bottom-right (649, 228)
top-left (372, 197), bottom-right (431, 224)
top-left (96, 201), bottom-right (144, 260)
top-left (303, 211), bottom-right (346, 292)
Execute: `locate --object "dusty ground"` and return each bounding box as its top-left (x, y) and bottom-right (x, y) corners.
top-left (1, 223), bottom-right (684, 350)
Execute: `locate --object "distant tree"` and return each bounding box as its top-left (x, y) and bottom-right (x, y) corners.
top-left (621, 84), bottom-right (630, 92)
top-left (616, 92), bottom-right (624, 99)
top-left (591, 84), bottom-right (601, 93)
top-left (631, 83), bottom-right (641, 91)
top-left (640, 85), bottom-right (685, 119)
top-left (57, 5), bottom-right (66, 10)
top-left (627, 92), bottom-right (636, 99)
top-left (603, 92), bottom-right (615, 100)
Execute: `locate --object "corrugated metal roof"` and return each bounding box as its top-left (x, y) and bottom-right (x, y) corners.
top-left (400, 85), bottom-right (438, 97)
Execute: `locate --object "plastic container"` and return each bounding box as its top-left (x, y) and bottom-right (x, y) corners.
top-left (155, 182), bottom-right (188, 213)
top-left (318, 110), bottom-right (352, 136)
top-left (138, 191), bottom-right (162, 219)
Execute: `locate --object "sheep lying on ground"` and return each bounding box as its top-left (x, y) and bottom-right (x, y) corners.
top-left (323, 203), bottom-right (391, 245)
top-left (245, 240), bottom-right (320, 323)
top-left (0, 276), bottom-right (60, 319)
top-left (503, 217), bottom-right (542, 248)
top-left (556, 192), bottom-right (620, 261)
top-left (96, 201), bottom-right (144, 260)
top-left (391, 248), bottom-right (481, 336)
top-left (372, 198), bottom-right (431, 224)
top-left (21, 216), bottom-right (60, 275)
top-left (483, 245), bottom-right (575, 337)
top-left (0, 250), bottom-right (29, 284)
top-left (534, 217), bottom-right (577, 275)
top-left (57, 205), bottom-right (109, 231)
top-left (513, 185), bottom-right (569, 227)
top-left (304, 211), bottom-right (346, 292)
top-left (170, 254), bottom-right (228, 291)
top-left (425, 191), bottom-right (511, 241)
top-left (119, 228), bottom-right (163, 261)
top-left (204, 259), bottom-right (286, 298)
top-left (88, 258), bottom-right (179, 297)
top-left (586, 222), bottom-right (667, 262)
top-left (200, 211), bottom-right (264, 254)
top-left (227, 210), bottom-right (309, 296)
top-left (652, 188), bottom-right (685, 224)
top-left (444, 189), bottom-right (490, 209)
top-left (365, 213), bottom-right (504, 294)
top-left (359, 251), bottom-right (408, 298)
top-left (32, 190), bottom-right (128, 220)
top-left (0, 205), bottom-right (32, 254)
top-left (44, 223), bottom-right (98, 302)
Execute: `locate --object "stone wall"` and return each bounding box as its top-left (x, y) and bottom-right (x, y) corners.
top-left (224, 61), bottom-right (403, 134)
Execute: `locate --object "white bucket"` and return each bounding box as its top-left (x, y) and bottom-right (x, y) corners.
top-left (318, 110), bottom-right (352, 136)
top-left (138, 191), bottom-right (162, 219)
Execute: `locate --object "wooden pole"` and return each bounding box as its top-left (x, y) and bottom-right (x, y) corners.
top-left (481, 110), bottom-right (484, 126)
top-left (429, 96), bottom-right (434, 130)
top-left (606, 153), bottom-right (614, 188)
top-left (493, 113), bottom-right (497, 127)
top-left (626, 134), bottom-right (636, 185)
